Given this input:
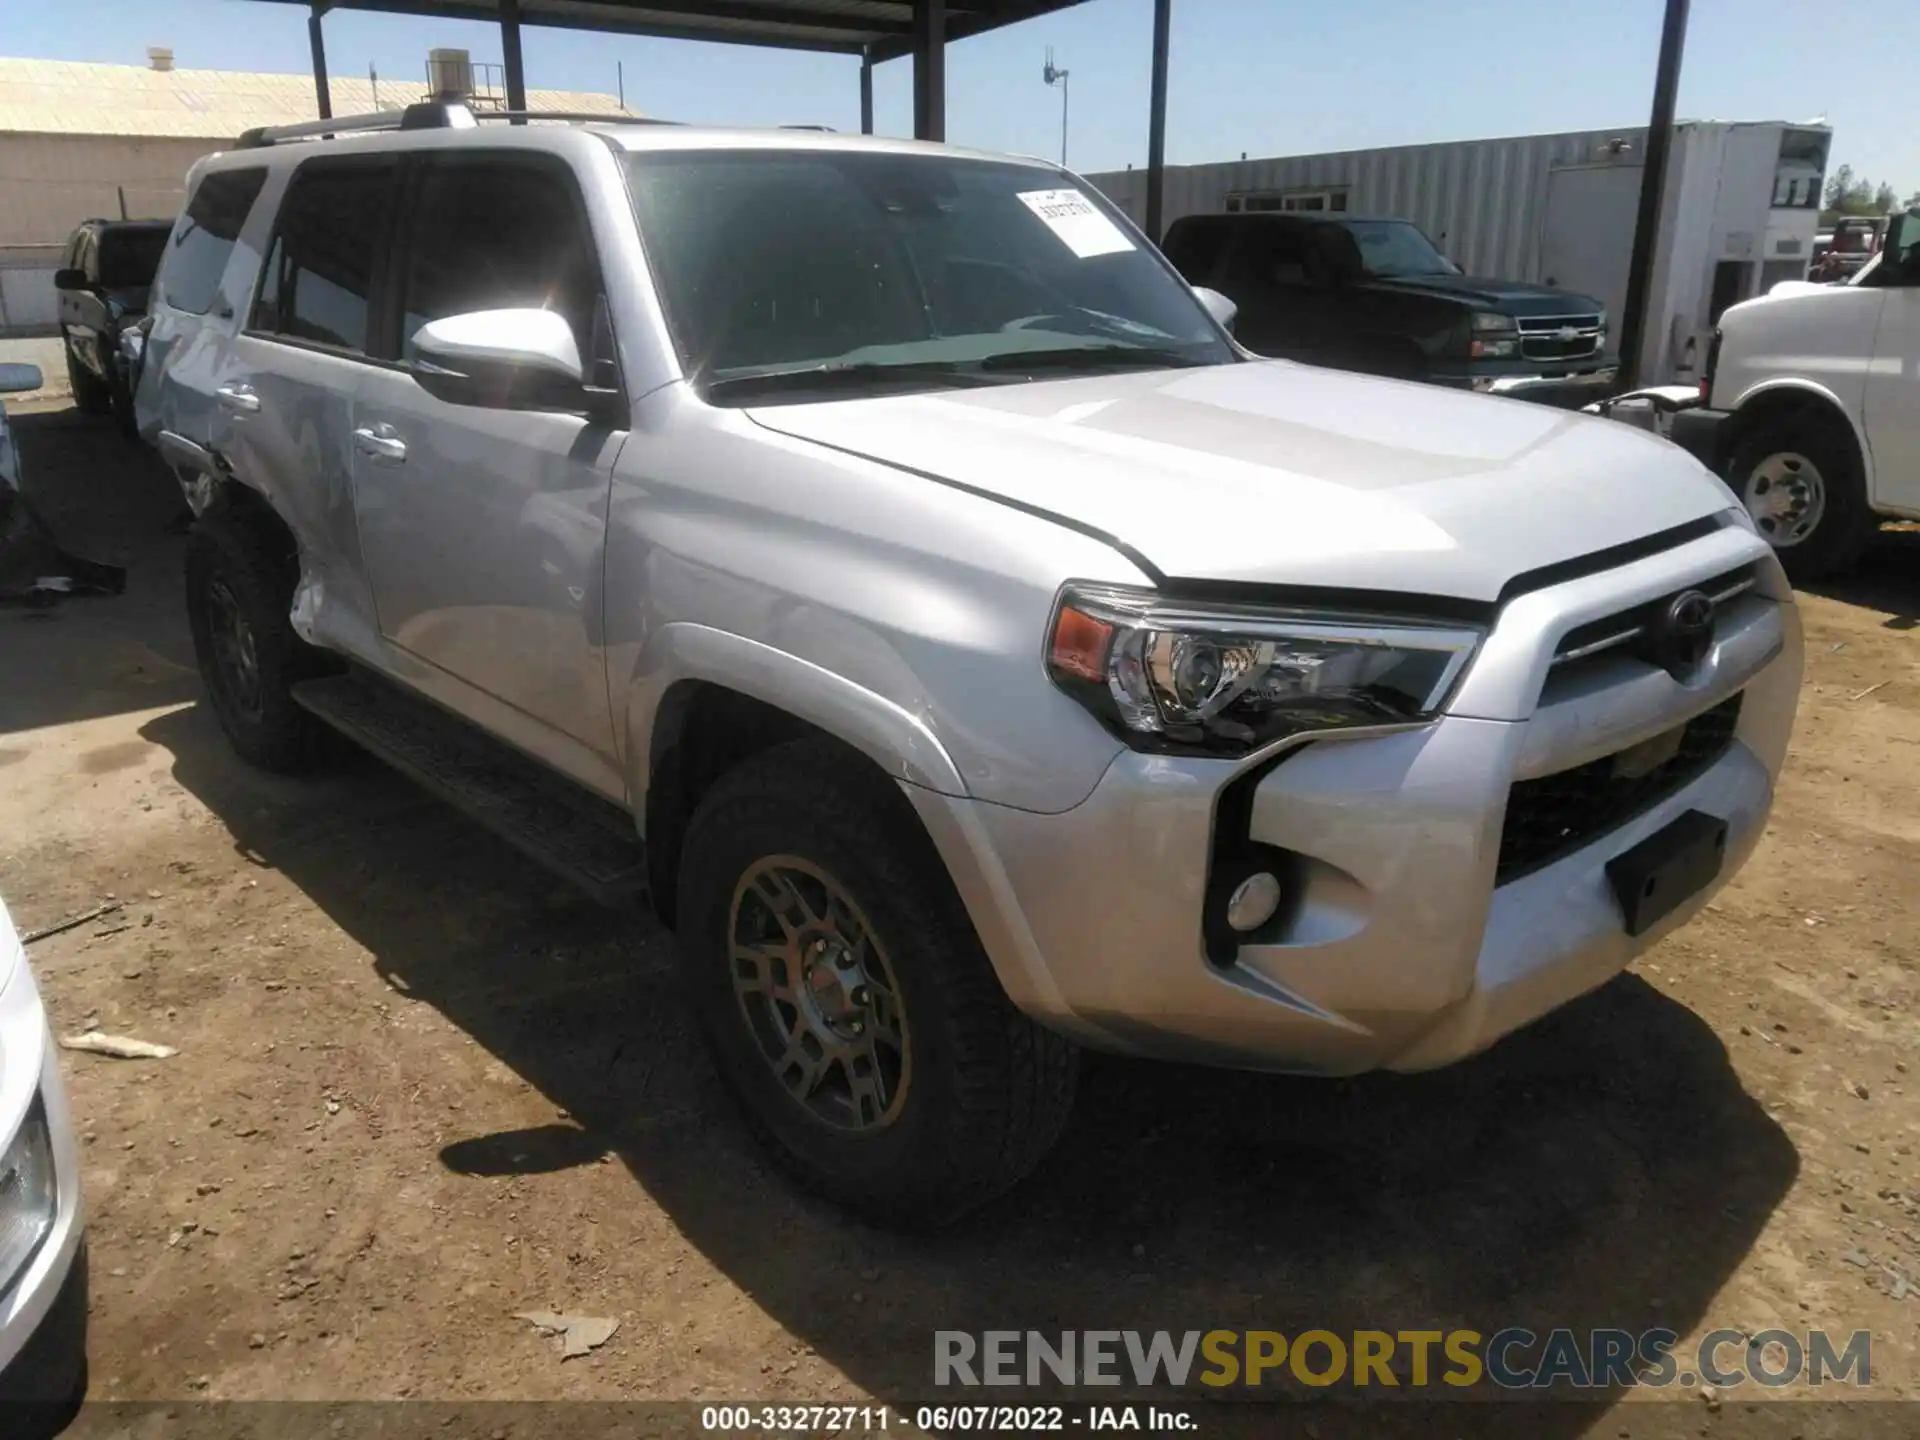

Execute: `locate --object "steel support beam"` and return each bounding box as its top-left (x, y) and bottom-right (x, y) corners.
top-left (859, 49), bottom-right (874, 134)
top-left (500, 0), bottom-right (529, 122)
top-left (1617, 0), bottom-right (1689, 390)
top-left (912, 0), bottom-right (945, 142)
top-left (1144, 0), bottom-right (1171, 242)
top-left (308, 3), bottom-right (333, 120)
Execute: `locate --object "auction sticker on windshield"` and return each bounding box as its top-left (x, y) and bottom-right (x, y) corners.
top-left (1017, 189), bottom-right (1135, 259)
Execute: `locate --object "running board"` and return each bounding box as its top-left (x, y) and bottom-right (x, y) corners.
top-left (291, 674), bottom-right (646, 908)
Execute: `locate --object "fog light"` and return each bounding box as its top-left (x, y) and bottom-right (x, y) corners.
top-left (1225, 872), bottom-right (1282, 932)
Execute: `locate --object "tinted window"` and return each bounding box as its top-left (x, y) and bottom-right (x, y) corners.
top-left (398, 154), bottom-right (607, 375)
top-left (1221, 221), bottom-right (1312, 292)
top-left (97, 227), bottom-right (173, 289)
top-left (627, 150), bottom-right (1234, 381)
top-left (252, 161), bottom-right (396, 354)
top-left (163, 167), bottom-right (267, 315)
top-left (1161, 218), bottom-right (1227, 281)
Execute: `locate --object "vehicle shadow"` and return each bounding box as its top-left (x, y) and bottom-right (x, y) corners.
top-left (142, 699), bottom-right (1799, 1437)
top-left (1801, 526), bottom-right (1920, 629)
top-left (3, 406), bottom-right (199, 734)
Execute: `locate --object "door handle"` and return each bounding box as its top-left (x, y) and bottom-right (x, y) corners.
top-left (352, 425), bottom-right (407, 462)
top-left (215, 383), bottom-right (260, 414)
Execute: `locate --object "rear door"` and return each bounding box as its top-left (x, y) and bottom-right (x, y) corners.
top-left (215, 155), bottom-right (401, 645)
top-left (142, 165), bottom-right (271, 447)
top-left (349, 148), bottom-right (626, 767)
top-left (1214, 217), bottom-right (1319, 359)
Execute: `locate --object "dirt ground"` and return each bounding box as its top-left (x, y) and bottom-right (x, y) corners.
top-left (2, 397), bottom-right (1916, 1437)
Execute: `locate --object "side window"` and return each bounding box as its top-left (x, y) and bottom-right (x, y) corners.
top-left (1223, 223), bottom-right (1310, 293)
top-left (1161, 220), bottom-right (1223, 283)
top-left (398, 154), bottom-right (614, 384)
top-left (163, 167), bottom-right (268, 315)
top-left (252, 160), bottom-right (397, 355)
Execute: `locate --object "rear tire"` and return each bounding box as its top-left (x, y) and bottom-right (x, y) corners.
top-left (676, 739), bottom-right (1078, 1228)
top-left (1726, 413), bottom-right (1875, 583)
top-left (184, 509), bottom-right (337, 773)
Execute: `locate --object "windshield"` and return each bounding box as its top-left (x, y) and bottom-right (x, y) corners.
top-left (626, 149), bottom-right (1236, 396)
top-left (1341, 219), bottom-right (1456, 279)
top-left (97, 226), bottom-right (172, 289)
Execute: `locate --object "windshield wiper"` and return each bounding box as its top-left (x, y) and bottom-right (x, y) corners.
top-left (977, 345), bottom-right (1203, 374)
top-left (703, 360), bottom-right (990, 401)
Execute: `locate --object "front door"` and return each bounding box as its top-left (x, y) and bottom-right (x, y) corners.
top-left (1864, 220), bottom-right (1920, 512)
top-left (350, 150), bottom-right (627, 764)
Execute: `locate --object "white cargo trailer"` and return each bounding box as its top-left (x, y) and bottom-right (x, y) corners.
top-left (1087, 120), bottom-right (1830, 386)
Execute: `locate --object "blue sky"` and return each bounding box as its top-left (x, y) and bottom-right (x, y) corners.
top-left (10, 0), bottom-right (1917, 193)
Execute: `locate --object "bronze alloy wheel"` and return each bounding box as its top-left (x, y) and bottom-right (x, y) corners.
top-left (727, 855), bottom-right (910, 1133)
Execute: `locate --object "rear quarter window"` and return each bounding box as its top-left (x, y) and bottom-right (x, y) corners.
top-left (162, 167), bottom-right (268, 315)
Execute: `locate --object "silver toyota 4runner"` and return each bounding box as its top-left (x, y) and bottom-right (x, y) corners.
top-left (137, 104), bottom-right (1803, 1226)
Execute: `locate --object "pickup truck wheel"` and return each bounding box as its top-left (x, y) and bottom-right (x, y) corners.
top-left (677, 739), bottom-right (1078, 1228)
top-left (63, 338), bottom-right (110, 416)
top-left (184, 514), bottom-right (335, 773)
top-left (1727, 416), bottom-right (1873, 582)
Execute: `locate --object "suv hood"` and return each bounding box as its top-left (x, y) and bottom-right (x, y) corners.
top-left (747, 360), bottom-right (1735, 602)
top-left (1363, 273), bottom-right (1605, 316)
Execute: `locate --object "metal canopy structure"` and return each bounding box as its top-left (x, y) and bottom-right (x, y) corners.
top-left (261, 0), bottom-right (1689, 391)
top-left (268, 0), bottom-right (1101, 144)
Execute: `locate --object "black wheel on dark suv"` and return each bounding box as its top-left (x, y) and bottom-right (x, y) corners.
top-left (184, 508), bottom-right (337, 772)
top-left (675, 738), bottom-right (1079, 1228)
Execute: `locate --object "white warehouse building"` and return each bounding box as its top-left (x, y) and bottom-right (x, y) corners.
top-left (0, 48), bottom-right (629, 336)
top-left (1087, 119), bottom-right (1831, 386)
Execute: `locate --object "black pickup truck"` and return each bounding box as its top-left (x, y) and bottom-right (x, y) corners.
top-left (54, 217), bottom-right (173, 436)
top-left (1162, 211), bottom-right (1616, 405)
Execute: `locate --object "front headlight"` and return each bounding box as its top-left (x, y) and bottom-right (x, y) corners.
top-left (0, 1100), bottom-right (57, 1294)
top-left (1046, 584), bottom-right (1481, 755)
top-left (1469, 311), bottom-right (1518, 359)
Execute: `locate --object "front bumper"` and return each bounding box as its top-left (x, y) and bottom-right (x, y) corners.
top-left (1433, 364), bottom-right (1620, 409)
top-left (910, 521), bottom-right (1800, 1073)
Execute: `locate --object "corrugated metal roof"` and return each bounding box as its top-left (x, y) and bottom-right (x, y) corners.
top-left (0, 57), bottom-right (633, 139)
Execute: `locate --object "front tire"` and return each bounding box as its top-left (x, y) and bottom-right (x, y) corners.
top-left (184, 510), bottom-right (336, 772)
top-left (1726, 414), bottom-right (1874, 582)
top-left (676, 739), bottom-right (1078, 1228)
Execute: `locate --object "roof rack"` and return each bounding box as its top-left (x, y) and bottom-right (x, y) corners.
top-left (236, 101), bottom-right (670, 149)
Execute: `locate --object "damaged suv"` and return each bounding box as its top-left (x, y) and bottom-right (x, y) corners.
top-left (138, 106), bottom-right (1802, 1226)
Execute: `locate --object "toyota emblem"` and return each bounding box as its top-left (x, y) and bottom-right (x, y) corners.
top-left (1646, 589), bottom-right (1715, 678)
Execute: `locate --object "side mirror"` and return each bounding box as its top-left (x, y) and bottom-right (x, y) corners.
top-left (0, 363), bottom-right (43, 394)
top-left (1193, 286), bottom-right (1238, 333)
top-left (408, 308), bottom-right (590, 411)
top-left (53, 267), bottom-right (87, 292)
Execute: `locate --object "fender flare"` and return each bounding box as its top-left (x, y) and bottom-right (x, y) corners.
top-left (624, 622), bottom-right (970, 805)
top-left (1726, 377), bottom-right (1876, 498)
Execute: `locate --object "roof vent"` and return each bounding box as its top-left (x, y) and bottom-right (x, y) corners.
top-left (427, 48), bottom-right (474, 101)
top-left (148, 46), bottom-right (175, 72)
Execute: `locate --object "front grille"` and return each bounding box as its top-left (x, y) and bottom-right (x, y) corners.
top-left (1551, 563), bottom-right (1759, 669)
top-left (1494, 692), bottom-right (1744, 885)
top-left (1516, 313), bottom-right (1604, 363)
